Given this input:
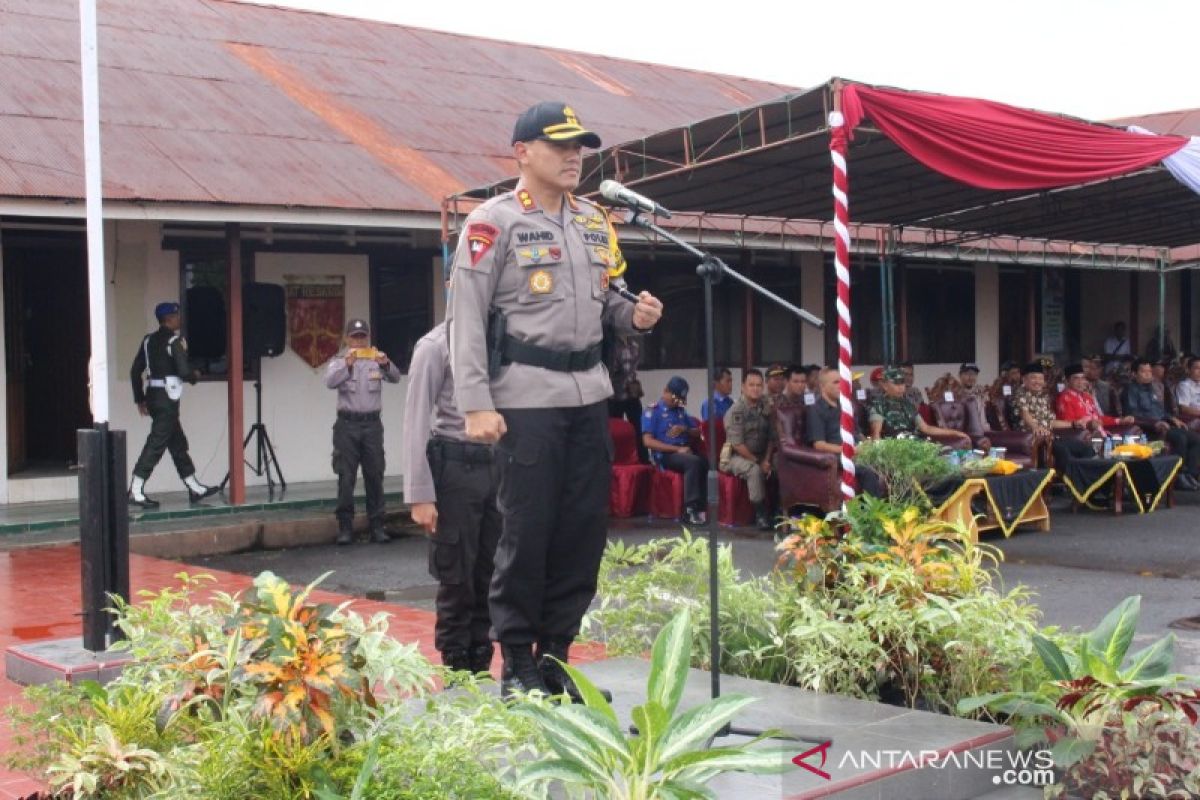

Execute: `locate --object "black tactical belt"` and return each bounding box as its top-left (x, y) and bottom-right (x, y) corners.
top-left (428, 437), bottom-right (494, 464)
top-left (337, 410), bottom-right (381, 422)
top-left (501, 335), bottom-right (602, 372)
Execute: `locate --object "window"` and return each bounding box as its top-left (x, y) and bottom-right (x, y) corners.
top-left (627, 250), bottom-right (743, 369)
top-left (904, 264), bottom-right (975, 363)
top-left (847, 258), bottom-right (886, 365)
top-left (372, 250), bottom-right (435, 372)
top-left (750, 260), bottom-right (805, 365)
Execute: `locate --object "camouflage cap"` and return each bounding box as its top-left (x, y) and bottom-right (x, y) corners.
top-left (882, 366), bottom-right (905, 383)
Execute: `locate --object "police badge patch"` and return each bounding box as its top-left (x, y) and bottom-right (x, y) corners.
top-left (466, 222), bottom-right (499, 268)
top-left (529, 270), bottom-right (553, 294)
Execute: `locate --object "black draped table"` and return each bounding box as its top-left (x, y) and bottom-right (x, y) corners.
top-left (923, 468), bottom-right (1056, 540)
top-left (1061, 454), bottom-right (1182, 515)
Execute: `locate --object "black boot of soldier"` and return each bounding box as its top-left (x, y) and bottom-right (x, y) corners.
top-left (468, 643), bottom-right (494, 674)
top-left (538, 638), bottom-right (612, 704)
top-left (500, 643), bottom-right (548, 699)
top-left (440, 648), bottom-right (471, 673)
top-left (753, 502), bottom-right (772, 532)
top-left (335, 525), bottom-right (354, 546)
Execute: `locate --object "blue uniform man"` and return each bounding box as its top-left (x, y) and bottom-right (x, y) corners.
top-left (642, 376), bottom-right (707, 526)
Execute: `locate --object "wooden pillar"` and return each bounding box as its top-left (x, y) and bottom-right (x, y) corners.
top-left (225, 223), bottom-right (245, 505)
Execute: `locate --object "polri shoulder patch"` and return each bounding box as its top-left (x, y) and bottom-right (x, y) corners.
top-left (467, 222), bottom-right (499, 268)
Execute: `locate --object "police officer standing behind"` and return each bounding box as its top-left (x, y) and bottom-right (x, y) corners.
top-left (402, 321), bottom-right (501, 674)
top-left (447, 101), bottom-right (663, 698)
top-left (128, 301), bottom-right (218, 508)
top-left (325, 319), bottom-right (399, 545)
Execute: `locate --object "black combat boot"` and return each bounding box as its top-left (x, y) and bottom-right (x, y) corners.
top-left (368, 526), bottom-right (390, 544)
top-left (537, 638), bottom-right (612, 704)
top-left (440, 648), bottom-right (471, 672)
top-left (499, 643), bottom-right (548, 699)
top-left (753, 502), bottom-right (772, 531)
top-left (468, 642), bottom-right (495, 674)
top-left (335, 526), bottom-right (354, 546)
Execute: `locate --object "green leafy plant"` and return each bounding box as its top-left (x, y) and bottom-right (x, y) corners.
top-left (853, 437), bottom-right (959, 507)
top-left (515, 609), bottom-right (792, 799)
top-left (959, 595), bottom-right (1200, 796)
top-left (6, 571), bottom-right (528, 800)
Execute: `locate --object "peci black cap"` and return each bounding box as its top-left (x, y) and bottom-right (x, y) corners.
top-left (512, 102), bottom-right (601, 148)
top-left (1022, 361), bottom-right (1044, 376)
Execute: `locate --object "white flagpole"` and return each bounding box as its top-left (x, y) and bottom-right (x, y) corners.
top-left (80, 0), bottom-right (108, 424)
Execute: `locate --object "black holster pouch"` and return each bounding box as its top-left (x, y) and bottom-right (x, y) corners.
top-left (486, 307), bottom-right (507, 379)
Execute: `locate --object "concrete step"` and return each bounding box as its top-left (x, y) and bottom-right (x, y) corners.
top-left (578, 658), bottom-right (1049, 800)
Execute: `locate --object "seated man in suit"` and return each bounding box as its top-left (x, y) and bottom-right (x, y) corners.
top-left (1124, 358), bottom-right (1200, 490)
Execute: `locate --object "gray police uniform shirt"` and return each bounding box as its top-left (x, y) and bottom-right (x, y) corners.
top-left (446, 185), bottom-right (637, 412)
top-left (401, 322), bottom-right (467, 505)
top-left (324, 348), bottom-right (401, 413)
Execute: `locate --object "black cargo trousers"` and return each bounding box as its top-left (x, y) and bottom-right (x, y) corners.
top-left (489, 401), bottom-right (612, 645)
top-left (132, 389), bottom-right (196, 480)
top-left (332, 411), bottom-right (386, 532)
top-left (426, 437), bottom-right (502, 652)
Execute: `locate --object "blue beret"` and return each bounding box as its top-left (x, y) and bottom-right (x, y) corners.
top-left (154, 302), bottom-right (180, 320)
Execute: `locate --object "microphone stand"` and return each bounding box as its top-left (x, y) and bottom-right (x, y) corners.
top-left (623, 207), bottom-right (828, 744)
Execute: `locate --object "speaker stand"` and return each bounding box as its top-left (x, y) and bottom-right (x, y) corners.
top-left (220, 378), bottom-right (286, 495)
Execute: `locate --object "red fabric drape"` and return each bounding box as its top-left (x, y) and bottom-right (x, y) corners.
top-left (841, 84), bottom-right (1188, 190)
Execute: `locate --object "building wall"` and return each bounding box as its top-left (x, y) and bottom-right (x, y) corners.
top-left (105, 222), bottom-right (411, 494)
top-left (0, 231), bottom-right (7, 504)
top-left (1079, 270), bottom-right (1181, 358)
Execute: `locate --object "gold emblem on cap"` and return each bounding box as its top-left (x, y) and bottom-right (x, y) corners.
top-left (529, 269), bottom-right (553, 295)
top-left (563, 106), bottom-right (579, 126)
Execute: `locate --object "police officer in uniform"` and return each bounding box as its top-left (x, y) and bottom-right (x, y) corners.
top-left (447, 101), bottom-right (663, 698)
top-left (642, 376), bottom-right (706, 526)
top-left (324, 318), bottom-right (399, 545)
top-left (128, 301), bottom-right (218, 508)
top-left (402, 321), bottom-right (500, 674)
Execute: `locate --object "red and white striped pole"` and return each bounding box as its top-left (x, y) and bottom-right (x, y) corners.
top-left (829, 108), bottom-right (856, 501)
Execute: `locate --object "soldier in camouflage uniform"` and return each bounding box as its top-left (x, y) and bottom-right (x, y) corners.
top-left (868, 365), bottom-right (962, 441)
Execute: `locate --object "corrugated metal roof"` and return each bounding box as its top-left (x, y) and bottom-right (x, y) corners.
top-left (0, 0), bottom-right (792, 213)
top-left (1110, 108), bottom-right (1200, 137)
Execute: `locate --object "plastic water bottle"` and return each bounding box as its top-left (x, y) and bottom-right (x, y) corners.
top-left (1102, 436), bottom-right (1113, 459)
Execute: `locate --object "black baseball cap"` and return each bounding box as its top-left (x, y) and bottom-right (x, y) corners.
top-left (345, 318), bottom-right (370, 336)
top-left (512, 101), bottom-right (601, 148)
top-left (959, 362), bottom-right (980, 374)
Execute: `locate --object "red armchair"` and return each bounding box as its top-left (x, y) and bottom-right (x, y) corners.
top-left (608, 418), bottom-right (653, 518)
top-left (650, 417), bottom-right (753, 526)
top-left (776, 403), bottom-right (842, 514)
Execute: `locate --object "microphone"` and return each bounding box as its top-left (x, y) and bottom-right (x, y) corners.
top-left (598, 180), bottom-right (672, 218)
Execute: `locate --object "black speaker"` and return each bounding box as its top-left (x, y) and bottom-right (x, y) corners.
top-left (184, 285), bottom-right (227, 360)
top-left (243, 282), bottom-right (286, 358)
